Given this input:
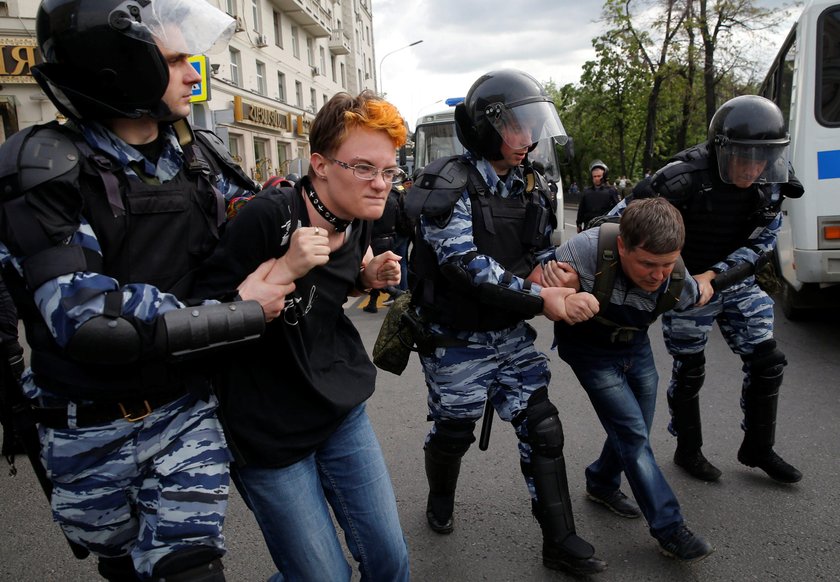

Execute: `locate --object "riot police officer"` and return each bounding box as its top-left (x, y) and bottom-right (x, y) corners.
top-left (648, 95), bottom-right (804, 484)
top-left (576, 160), bottom-right (620, 231)
top-left (407, 69), bottom-right (606, 575)
top-left (0, 1), bottom-right (291, 580)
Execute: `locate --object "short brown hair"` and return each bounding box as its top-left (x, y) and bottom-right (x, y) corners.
top-left (619, 197), bottom-right (684, 254)
top-left (308, 91), bottom-right (406, 176)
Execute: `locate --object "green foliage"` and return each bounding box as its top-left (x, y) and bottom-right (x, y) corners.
top-left (546, 0), bottom-right (791, 186)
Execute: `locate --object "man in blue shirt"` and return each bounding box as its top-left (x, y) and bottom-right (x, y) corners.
top-left (545, 197), bottom-right (714, 563)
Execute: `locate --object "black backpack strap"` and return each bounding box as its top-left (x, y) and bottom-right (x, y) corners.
top-left (592, 222), bottom-right (620, 312)
top-left (652, 256), bottom-right (686, 318)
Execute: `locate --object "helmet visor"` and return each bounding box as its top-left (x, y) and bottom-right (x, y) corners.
top-left (486, 100), bottom-right (568, 150)
top-left (716, 142), bottom-right (790, 185)
top-left (111, 0), bottom-right (236, 55)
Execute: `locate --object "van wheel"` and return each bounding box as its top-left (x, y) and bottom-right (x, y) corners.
top-left (779, 281), bottom-right (810, 320)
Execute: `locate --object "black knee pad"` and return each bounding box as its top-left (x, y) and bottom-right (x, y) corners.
top-left (152, 547), bottom-right (225, 582)
top-left (743, 339), bottom-right (786, 378)
top-left (426, 419), bottom-right (476, 457)
top-left (673, 352), bottom-right (706, 397)
top-left (98, 555), bottom-right (141, 582)
top-left (742, 339), bottom-right (786, 395)
top-left (525, 387), bottom-right (564, 458)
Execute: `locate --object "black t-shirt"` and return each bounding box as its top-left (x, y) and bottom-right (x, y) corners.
top-left (193, 185), bottom-right (376, 467)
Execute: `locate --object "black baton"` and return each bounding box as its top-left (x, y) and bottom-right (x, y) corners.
top-left (478, 397), bottom-right (494, 451)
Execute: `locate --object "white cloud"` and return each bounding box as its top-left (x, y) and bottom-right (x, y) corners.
top-left (371, 0), bottom-right (799, 130)
top-left (372, 0), bottom-right (602, 129)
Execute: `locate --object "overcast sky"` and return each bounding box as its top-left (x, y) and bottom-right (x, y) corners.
top-left (371, 0), bottom-right (799, 130)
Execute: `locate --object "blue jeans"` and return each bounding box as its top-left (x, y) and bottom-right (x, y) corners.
top-left (557, 341), bottom-right (683, 538)
top-left (232, 404), bottom-right (409, 582)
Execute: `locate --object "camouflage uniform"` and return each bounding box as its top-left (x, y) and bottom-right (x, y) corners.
top-left (661, 214), bottom-right (778, 437)
top-left (640, 141), bottom-right (803, 484)
top-left (0, 120), bottom-right (253, 578)
top-left (419, 157), bottom-right (555, 496)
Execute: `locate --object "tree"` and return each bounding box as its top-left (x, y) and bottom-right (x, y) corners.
top-left (603, 0), bottom-right (690, 171)
top-left (696, 0), bottom-right (789, 125)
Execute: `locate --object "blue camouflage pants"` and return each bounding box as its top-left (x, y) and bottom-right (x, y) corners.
top-left (39, 392), bottom-right (231, 578)
top-left (662, 281), bottom-right (775, 433)
top-left (419, 321), bottom-right (551, 499)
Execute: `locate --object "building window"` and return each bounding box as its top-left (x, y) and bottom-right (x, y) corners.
top-left (319, 47), bottom-right (326, 75)
top-left (323, 93), bottom-right (329, 108)
top-left (228, 134), bottom-right (243, 164)
top-left (253, 138), bottom-right (270, 183)
top-left (229, 48), bottom-right (241, 86)
top-left (277, 72), bottom-right (286, 102)
top-left (273, 11), bottom-right (283, 48)
top-left (306, 38), bottom-right (314, 67)
top-left (331, 55), bottom-right (337, 82)
top-left (225, 0), bottom-right (236, 16)
top-left (310, 88), bottom-right (317, 112)
top-left (340, 63), bottom-right (346, 88)
top-left (295, 81), bottom-right (303, 108)
top-left (256, 60), bottom-right (266, 95)
top-left (251, 0), bottom-right (262, 33)
top-left (291, 26), bottom-right (300, 59)
top-left (277, 142), bottom-right (289, 174)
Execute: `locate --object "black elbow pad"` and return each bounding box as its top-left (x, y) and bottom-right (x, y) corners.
top-left (159, 300), bottom-right (265, 359)
top-left (476, 282), bottom-right (544, 317)
top-left (66, 315), bottom-right (142, 365)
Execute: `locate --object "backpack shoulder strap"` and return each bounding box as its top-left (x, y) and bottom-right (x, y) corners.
top-left (592, 222), bottom-right (620, 312)
top-left (651, 256), bottom-right (686, 318)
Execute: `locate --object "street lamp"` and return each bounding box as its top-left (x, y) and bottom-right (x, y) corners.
top-left (378, 39), bottom-right (423, 96)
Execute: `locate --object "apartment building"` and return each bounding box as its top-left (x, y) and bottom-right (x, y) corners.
top-left (0, 0), bottom-right (378, 183)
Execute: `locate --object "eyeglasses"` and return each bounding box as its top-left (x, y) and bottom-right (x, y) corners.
top-left (328, 158), bottom-right (407, 183)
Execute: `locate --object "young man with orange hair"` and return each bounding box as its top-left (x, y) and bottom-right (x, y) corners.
top-left (194, 91), bottom-right (410, 581)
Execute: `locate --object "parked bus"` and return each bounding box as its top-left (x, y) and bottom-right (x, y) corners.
top-left (413, 98), bottom-right (569, 244)
top-left (759, 0), bottom-right (840, 318)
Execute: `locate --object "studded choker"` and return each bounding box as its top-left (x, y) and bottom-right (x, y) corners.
top-left (303, 180), bottom-right (351, 232)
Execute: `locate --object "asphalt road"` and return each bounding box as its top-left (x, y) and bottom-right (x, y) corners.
top-left (1, 217), bottom-right (838, 581)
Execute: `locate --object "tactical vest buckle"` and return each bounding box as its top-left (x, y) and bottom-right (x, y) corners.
top-left (118, 400), bottom-right (152, 422)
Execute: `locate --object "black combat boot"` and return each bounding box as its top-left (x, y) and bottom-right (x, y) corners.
top-left (668, 354), bottom-right (721, 481)
top-left (532, 499), bottom-right (607, 575)
top-left (524, 388), bottom-right (607, 575)
top-left (738, 366), bottom-right (802, 483)
top-left (424, 446), bottom-right (462, 534)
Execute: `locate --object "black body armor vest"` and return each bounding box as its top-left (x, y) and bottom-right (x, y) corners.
top-left (0, 122), bottom-right (252, 401)
top-left (411, 158), bottom-right (550, 331)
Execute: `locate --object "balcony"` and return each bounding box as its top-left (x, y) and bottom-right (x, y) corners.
top-left (273, 0), bottom-right (331, 38)
top-left (329, 29), bottom-right (351, 55)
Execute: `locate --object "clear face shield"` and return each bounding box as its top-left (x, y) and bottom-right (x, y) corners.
top-left (715, 140), bottom-right (790, 185)
top-left (485, 100), bottom-right (568, 151)
top-left (110, 0), bottom-right (236, 55)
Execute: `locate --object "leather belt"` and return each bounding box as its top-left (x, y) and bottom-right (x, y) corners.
top-left (31, 389), bottom-right (190, 429)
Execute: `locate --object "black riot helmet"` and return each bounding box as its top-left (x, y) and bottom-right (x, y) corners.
top-left (708, 95), bottom-right (790, 185)
top-left (33, 0), bottom-right (235, 120)
top-left (589, 159), bottom-right (609, 183)
top-left (454, 69), bottom-right (567, 161)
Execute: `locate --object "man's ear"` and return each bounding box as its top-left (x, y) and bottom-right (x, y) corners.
top-left (617, 234), bottom-right (627, 259)
top-left (310, 152), bottom-right (327, 179)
